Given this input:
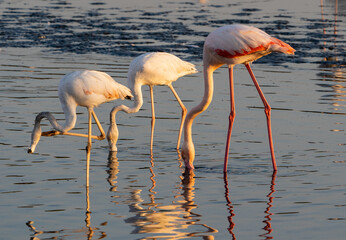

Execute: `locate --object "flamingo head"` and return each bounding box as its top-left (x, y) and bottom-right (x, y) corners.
top-left (28, 116), bottom-right (43, 154)
top-left (181, 140), bottom-right (195, 172)
top-left (107, 122), bottom-right (119, 152)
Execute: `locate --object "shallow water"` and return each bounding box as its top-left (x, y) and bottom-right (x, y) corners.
top-left (0, 0), bottom-right (345, 239)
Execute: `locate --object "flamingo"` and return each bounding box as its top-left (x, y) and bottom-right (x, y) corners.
top-left (27, 70), bottom-right (132, 186)
top-left (181, 24), bottom-right (295, 172)
top-left (107, 52), bottom-right (197, 152)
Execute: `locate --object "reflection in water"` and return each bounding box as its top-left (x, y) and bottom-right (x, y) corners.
top-left (319, 0), bottom-right (345, 113)
top-left (260, 172), bottom-right (277, 240)
top-left (118, 155), bottom-right (217, 239)
top-left (223, 172), bottom-right (277, 240)
top-left (26, 186), bottom-right (107, 239)
top-left (107, 151), bottom-right (119, 193)
top-left (223, 173), bottom-right (236, 240)
top-left (26, 152), bottom-right (107, 239)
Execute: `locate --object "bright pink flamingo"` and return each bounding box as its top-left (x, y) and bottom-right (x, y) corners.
top-left (181, 24), bottom-right (295, 172)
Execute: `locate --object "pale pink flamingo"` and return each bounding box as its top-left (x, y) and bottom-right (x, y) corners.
top-left (181, 24), bottom-right (295, 172)
top-left (27, 70), bottom-right (132, 186)
top-left (107, 52), bottom-right (197, 152)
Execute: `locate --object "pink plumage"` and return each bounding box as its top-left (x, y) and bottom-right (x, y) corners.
top-left (182, 24), bottom-right (295, 172)
top-left (204, 24), bottom-right (295, 65)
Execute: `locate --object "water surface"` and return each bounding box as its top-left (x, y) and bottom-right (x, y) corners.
top-left (0, 0), bottom-right (345, 239)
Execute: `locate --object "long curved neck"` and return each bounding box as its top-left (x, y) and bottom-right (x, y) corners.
top-left (37, 112), bottom-right (62, 130)
top-left (59, 100), bottom-right (78, 132)
top-left (28, 106), bottom-right (77, 153)
top-left (109, 82), bottom-right (143, 124)
top-left (107, 82), bottom-right (143, 151)
top-left (36, 104), bottom-right (77, 133)
top-left (183, 63), bottom-right (215, 143)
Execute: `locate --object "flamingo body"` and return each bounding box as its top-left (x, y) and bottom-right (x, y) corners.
top-left (28, 70), bottom-right (132, 153)
top-left (204, 25), bottom-right (295, 66)
top-left (182, 24), bottom-right (295, 172)
top-left (127, 52), bottom-right (197, 88)
top-left (28, 70), bottom-right (132, 187)
top-left (107, 52), bottom-right (197, 152)
top-left (60, 70), bottom-right (131, 109)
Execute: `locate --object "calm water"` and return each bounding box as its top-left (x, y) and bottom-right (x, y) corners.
top-left (0, 0), bottom-right (345, 239)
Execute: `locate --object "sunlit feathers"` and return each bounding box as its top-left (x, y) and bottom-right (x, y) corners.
top-left (28, 70), bottom-right (132, 154)
top-left (107, 52), bottom-right (197, 152)
top-left (127, 52), bottom-right (197, 88)
top-left (204, 24), bottom-right (295, 65)
top-left (59, 70), bottom-right (132, 109)
top-left (182, 24), bottom-right (296, 172)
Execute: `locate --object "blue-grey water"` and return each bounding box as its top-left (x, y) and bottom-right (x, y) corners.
top-left (0, 0), bottom-right (345, 239)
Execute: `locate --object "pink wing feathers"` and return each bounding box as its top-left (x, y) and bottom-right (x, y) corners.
top-left (205, 25), bottom-right (295, 62)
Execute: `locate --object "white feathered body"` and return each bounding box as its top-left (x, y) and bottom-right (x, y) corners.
top-left (59, 70), bottom-right (132, 110)
top-left (28, 70), bottom-right (132, 153)
top-left (127, 52), bottom-right (197, 89)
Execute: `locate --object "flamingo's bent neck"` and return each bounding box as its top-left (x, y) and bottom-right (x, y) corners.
top-left (181, 48), bottom-right (223, 170)
top-left (107, 82), bottom-right (143, 151)
top-left (28, 105), bottom-right (77, 153)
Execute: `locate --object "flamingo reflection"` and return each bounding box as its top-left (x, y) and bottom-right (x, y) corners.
top-left (223, 172), bottom-right (277, 239)
top-left (259, 172), bottom-right (277, 240)
top-left (26, 152), bottom-right (107, 239)
top-left (223, 173), bottom-right (236, 239)
top-left (120, 155), bottom-right (217, 239)
top-left (319, 0), bottom-right (345, 112)
top-left (107, 151), bottom-right (119, 193)
top-left (26, 186), bottom-right (107, 239)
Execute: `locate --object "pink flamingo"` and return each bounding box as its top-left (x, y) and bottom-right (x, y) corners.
top-left (107, 52), bottom-right (197, 153)
top-left (181, 24), bottom-right (295, 172)
top-left (27, 70), bottom-right (132, 186)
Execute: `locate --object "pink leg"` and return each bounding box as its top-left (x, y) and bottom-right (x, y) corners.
top-left (168, 84), bottom-right (187, 150)
top-left (245, 63), bottom-right (277, 171)
top-left (86, 108), bottom-right (92, 187)
top-left (224, 65), bottom-right (235, 173)
top-left (149, 86), bottom-right (155, 155)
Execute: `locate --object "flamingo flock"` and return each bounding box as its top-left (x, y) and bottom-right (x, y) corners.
top-left (28, 24), bottom-right (295, 184)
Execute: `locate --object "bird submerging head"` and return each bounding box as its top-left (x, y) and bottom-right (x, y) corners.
top-left (28, 70), bottom-right (132, 154)
top-left (181, 24), bottom-right (295, 172)
top-left (106, 52), bottom-right (197, 152)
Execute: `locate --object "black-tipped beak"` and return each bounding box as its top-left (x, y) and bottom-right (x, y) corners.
top-left (27, 149), bottom-right (33, 154)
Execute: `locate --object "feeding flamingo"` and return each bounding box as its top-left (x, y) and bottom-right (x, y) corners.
top-left (107, 52), bottom-right (197, 152)
top-left (181, 24), bottom-right (295, 172)
top-left (27, 70), bottom-right (132, 186)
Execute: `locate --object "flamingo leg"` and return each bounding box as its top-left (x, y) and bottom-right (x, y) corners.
top-left (224, 65), bottom-right (235, 173)
top-left (245, 63), bottom-right (277, 171)
top-left (149, 86), bottom-right (155, 154)
top-left (168, 84), bottom-right (187, 150)
top-left (41, 131), bottom-right (104, 139)
top-left (91, 111), bottom-right (106, 140)
top-left (41, 110), bottom-right (106, 140)
top-left (86, 150), bottom-right (91, 187)
top-left (86, 108), bottom-right (92, 187)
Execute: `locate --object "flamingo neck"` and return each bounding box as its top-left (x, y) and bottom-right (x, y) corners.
top-left (183, 63), bottom-right (215, 143)
top-left (107, 82), bottom-right (143, 151)
top-left (60, 103), bottom-right (78, 132)
top-left (109, 82), bottom-right (143, 124)
top-left (181, 48), bottom-right (224, 170)
top-left (28, 107), bottom-right (77, 153)
top-left (35, 103), bottom-right (77, 133)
